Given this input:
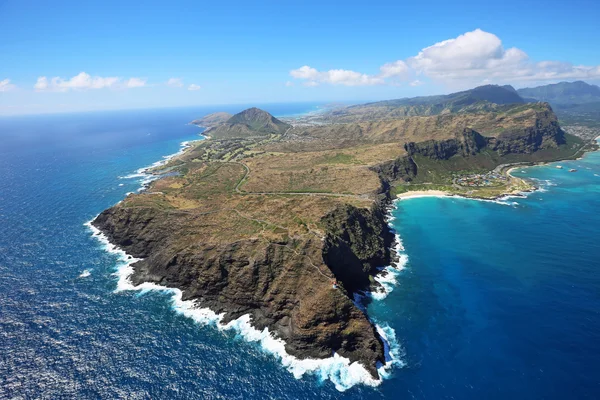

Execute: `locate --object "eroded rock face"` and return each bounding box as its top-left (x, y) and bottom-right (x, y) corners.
top-left (322, 204), bottom-right (394, 294)
top-left (370, 155), bottom-right (417, 183)
top-left (404, 128), bottom-right (489, 160)
top-left (404, 109), bottom-right (566, 160)
top-left (491, 108), bottom-right (566, 155)
top-left (92, 202), bottom-right (391, 378)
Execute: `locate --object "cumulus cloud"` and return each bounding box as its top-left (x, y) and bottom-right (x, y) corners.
top-left (407, 29), bottom-right (527, 80)
top-left (34, 77), bottom-right (49, 91)
top-left (290, 29), bottom-right (600, 87)
top-left (289, 65), bottom-right (384, 86)
top-left (167, 78), bottom-right (184, 87)
top-left (0, 79), bottom-right (16, 92)
top-left (34, 72), bottom-right (145, 92)
top-left (188, 84), bottom-right (201, 91)
top-left (406, 29), bottom-right (600, 84)
top-left (379, 60), bottom-right (410, 79)
top-left (125, 77), bottom-right (146, 88)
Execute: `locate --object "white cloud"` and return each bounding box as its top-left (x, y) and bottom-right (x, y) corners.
top-left (289, 65), bottom-right (384, 86)
top-left (125, 77), bottom-right (146, 88)
top-left (188, 84), bottom-right (201, 91)
top-left (0, 79), bottom-right (16, 92)
top-left (167, 78), bottom-right (184, 87)
top-left (407, 29), bottom-right (526, 78)
top-left (404, 29), bottom-right (600, 84)
top-left (290, 66), bottom-right (320, 80)
top-left (379, 60), bottom-right (410, 79)
top-left (290, 29), bottom-right (600, 87)
top-left (34, 72), bottom-right (145, 92)
top-left (34, 77), bottom-right (49, 91)
top-left (285, 81), bottom-right (294, 87)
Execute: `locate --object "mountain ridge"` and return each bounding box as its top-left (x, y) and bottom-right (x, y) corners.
top-left (323, 84), bottom-right (527, 122)
top-left (517, 81), bottom-right (600, 105)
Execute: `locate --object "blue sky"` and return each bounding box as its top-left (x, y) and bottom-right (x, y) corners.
top-left (1, 0), bottom-right (599, 115)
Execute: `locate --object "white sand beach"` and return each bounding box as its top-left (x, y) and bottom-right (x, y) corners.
top-left (396, 190), bottom-right (450, 200)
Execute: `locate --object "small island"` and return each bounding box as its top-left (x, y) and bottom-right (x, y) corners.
top-left (92, 85), bottom-right (596, 379)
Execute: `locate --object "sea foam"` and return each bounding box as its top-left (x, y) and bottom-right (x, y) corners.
top-left (117, 140), bottom-right (199, 191)
top-left (369, 204), bottom-right (411, 301)
top-left (79, 269), bottom-right (91, 278)
top-left (85, 218), bottom-right (403, 391)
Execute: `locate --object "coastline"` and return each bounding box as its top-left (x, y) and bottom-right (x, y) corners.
top-left (395, 164), bottom-right (537, 203)
top-left (85, 217), bottom-right (400, 391)
top-left (394, 136), bottom-right (600, 203)
top-left (396, 190), bottom-right (450, 200)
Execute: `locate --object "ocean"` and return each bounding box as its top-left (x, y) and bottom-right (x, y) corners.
top-left (1, 105), bottom-right (599, 399)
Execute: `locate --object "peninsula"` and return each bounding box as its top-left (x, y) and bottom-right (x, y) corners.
top-left (92, 84), bottom-right (596, 378)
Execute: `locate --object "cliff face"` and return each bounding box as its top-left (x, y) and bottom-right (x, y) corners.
top-left (370, 155), bottom-right (417, 183)
top-left (93, 200), bottom-right (392, 378)
top-left (322, 204), bottom-right (395, 294)
top-left (405, 108), bottom-right (566, 160)
top-left (404, 128), bottom-right (489, 160)
top-left (490, 108), bottom-right (566, 155)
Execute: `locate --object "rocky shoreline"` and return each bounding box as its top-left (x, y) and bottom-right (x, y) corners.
top-left (91, 189), bottom-right (399, 379)
top-left (86, 213), bottom-right (398, 391)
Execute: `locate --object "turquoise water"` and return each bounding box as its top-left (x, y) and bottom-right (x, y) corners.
top-left (379, 149), bottom-right (600, 398)
top-left (1, 105), bottom-right (599, 398)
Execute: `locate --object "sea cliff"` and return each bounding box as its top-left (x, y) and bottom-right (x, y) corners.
top-left (93, 197), bottom-right (394, 378)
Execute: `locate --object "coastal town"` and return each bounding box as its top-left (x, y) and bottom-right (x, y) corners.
top-left (453, 171), bottom-right (508, 187)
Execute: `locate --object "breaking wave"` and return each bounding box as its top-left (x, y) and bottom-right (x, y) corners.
top-left (85, 219), bottom-right (403, 391)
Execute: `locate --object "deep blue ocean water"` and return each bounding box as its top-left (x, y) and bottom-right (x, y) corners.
top-left (1, 105), bottom-right (599, 399)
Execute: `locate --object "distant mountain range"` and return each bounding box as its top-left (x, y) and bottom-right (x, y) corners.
top-left (323, 81), bottom-right (600, 123)
top-left (324, 84), bottom-right (526, 122)
top-left (518, 81), bottom-right (600, 127)
top-left (364, 84), bottom-right (525, 108)
top-left (517, 81), bottom-right (600, 105)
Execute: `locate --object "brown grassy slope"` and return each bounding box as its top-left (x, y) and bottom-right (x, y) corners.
top-left (276, 103), bottom-right (552, 148)
top-left (127, 160), bottom-right (374, 242)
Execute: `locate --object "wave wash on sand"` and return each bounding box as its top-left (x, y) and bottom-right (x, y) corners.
top-left (85, 139), bottom-right (405, 391)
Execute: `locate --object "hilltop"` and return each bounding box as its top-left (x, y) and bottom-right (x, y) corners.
top-left (205, 107), bottom-right (291, 139)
